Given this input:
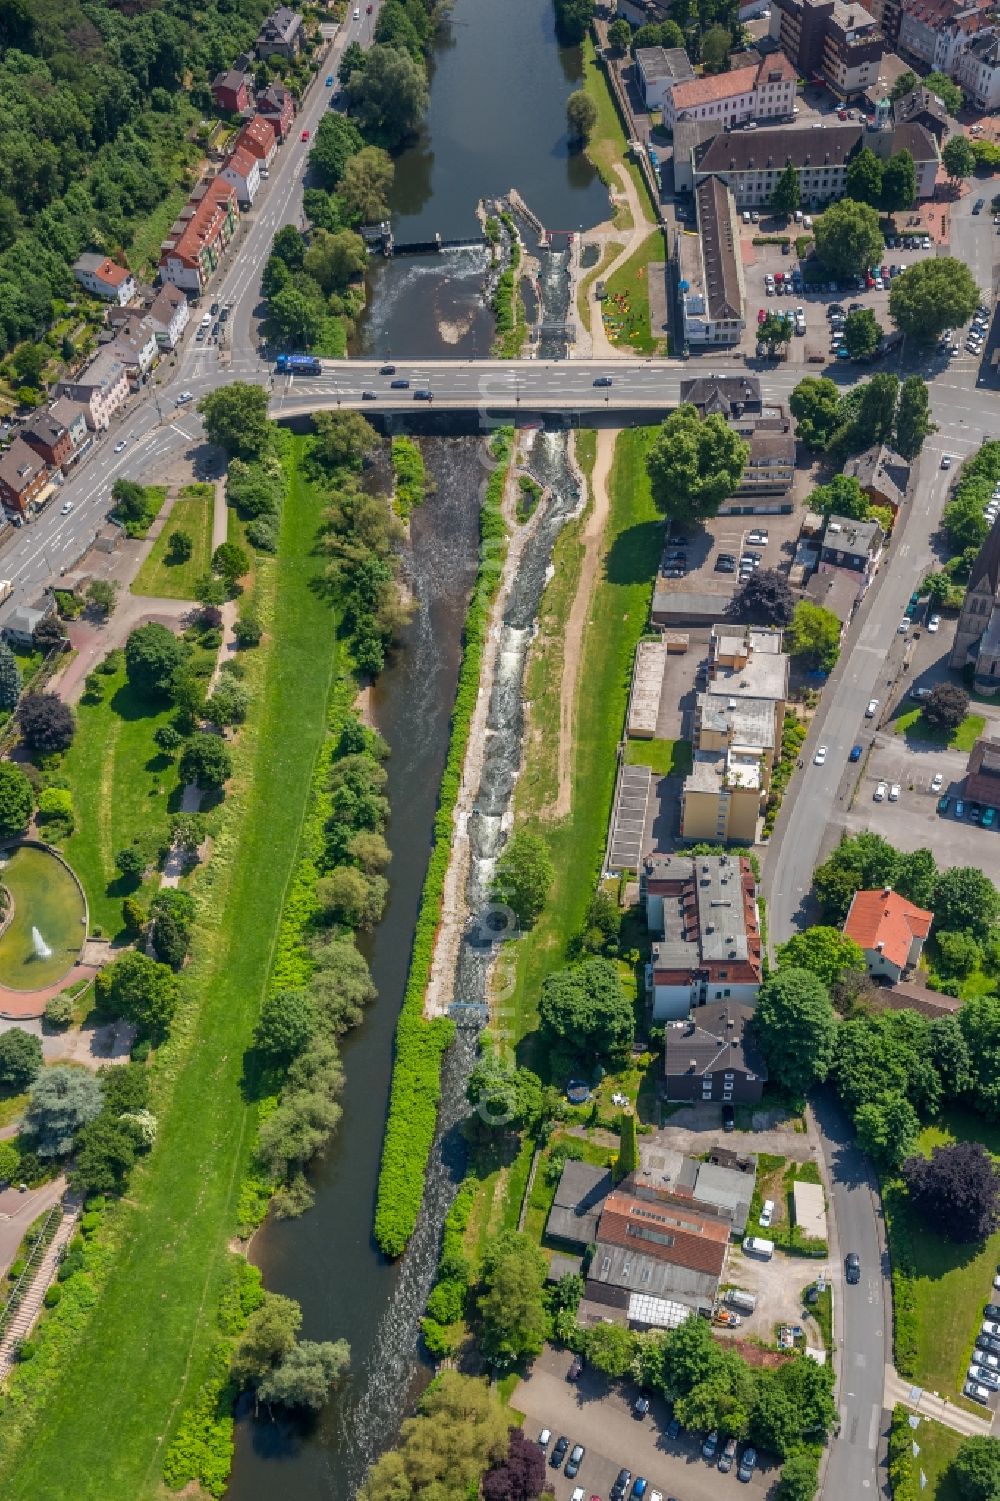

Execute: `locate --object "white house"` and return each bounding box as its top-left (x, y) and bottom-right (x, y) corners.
top-left (955, 30), bottom-right (1000, 110)
top-left (146, 284), bottom-right (191, 350)
top-left (220, 147), bottom-right (261, 208)
top-left (72, 254), bottom-right (136, 306)
top-left (55, 353), bottom-right (129, 430)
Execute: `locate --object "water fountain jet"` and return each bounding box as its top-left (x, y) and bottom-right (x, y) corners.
top-left (31, 926), bottom-right (52, 961)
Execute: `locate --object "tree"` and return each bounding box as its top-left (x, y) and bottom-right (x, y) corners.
top-left (854, 373), bottom-right (899, 447)
top-left (943, 134), bottom-right (976, 186)
top-left (553, 0), bottom-right (596, 43)
top-left (71, 1114), bottom-right (138, 1197)
top-left (934, 866), bottom-right (1000, 941)
top-left (18, 692), bottom-right (74, 754)
top-left (358, 1373), bottom-right (508, 1501)
top-left (466, 1055), bottom-right (543, 1132)
top-left (303, 228), bottom-right (367, 293)
top-left (894, 375), bottom-right (933, 459)
top-left (787, 601), bottom-right (842, 672)
top-left (492, 830), bottom-right (553, 927)
top-left (775, 1451), bottom-right (821, 1501)
top-left (96, 950), bottom-right (180, 1033)
top-left (0, 640), bottom-right (21, 709)
top-left (483, 1429), bottom-right (547, 1501)
top-left (33, 615), bottom-right (67, 655)
top-left (608, 17), bottom-right (632, 51)
top-left (25, 1066), bottom-right (103, 1157)
top-left (881, 150), bottom-right (917, 213)
top-left (316, 865), bottom-right (386, 928)
top-left (662, 1310), bottom-right (723, 1395)
top-left (770, 163), bottom-right (800, 219)
top-left (584, 1320), bottom-right (637, 1377)
top-left (212, 541), bottom-right (249, 583)
top-left (904, 1140), bottom-right (1000, 1243)
top-left (268, 284), bottom-right (323, 350)
top-left (889, 258), bottom-right (980, 343)
top-left (646, 407), bottom-right (749, 521)
top-left (789, 377), bottom-right (844, 450)
top-left (198, 383), bottom-right (270, 460)
top-left (206, 680), bottom-right (250, 728)
top-left (842, 308), bottom-right (881, 361)
top-left (477, 1230), bottom-right (549, 1366)
top-left (616, 1111), bottom-right (638, 1181)
top-left (313, 410), bottom-right (379, 470)
top-left (759, 312), bottom-right (793, 352)
top-left (309, 112), bottom-right (364, 189)
top-left (231, 1291), bottom-right (302, 1388)
top-left (179, 733), bottom-right (232, 790)
top-left (0, 1027), bottom-right (42, 1088)
top-left (86, 579), bottom-right (117, 618)
top-left (728, 567), bottom-right (794, 626)
top-left (750, 1354), bottom-right (835, 1459)
top-left (952, 1435), bottom-right (1000, 1500)
top-left (701, 24), bottom-right (731, 71)
top-left (346, 44), bottom-right (429, 151)
top-left (339, 145), bottom-right (395, 225)
top-left (270, 224), bottom-right (306, 271)
top-left (258, 1338), bottom-right (350, 1411)
top-left (809, 473), bottom-right (870, 521)
top-left (255, 988), bottom-right (316, 1063)
top-left (814, 199), bottom-right (883, 279)
top-left (924, 680), bottom-right (969, 731)
top-left (166, 529), bottom-right (192, 564)
top-left (921, 71), bottom-right (961, 112)
top-left (125, 623), bottom-right (187, 701)
top-left (777, 928), bottom-right (865, 987)
top-left (855, 1091), bottom-right (920, 1169)
top-left (0, 762), bottom-right (32, 836)
top-left (845, 148), bottom-right (883, 208)
top-left (566, 89), bottom-right (598, 143)
top-left (754, 968), bottom-right (837, 1096)
top-left (538, 958), bottom-right (634, 1065)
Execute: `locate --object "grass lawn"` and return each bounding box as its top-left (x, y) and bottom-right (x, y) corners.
top-left (132, 483), bottom-right (215, 600)
top-left (887, 1110), bottom-right (1000, 1404)
top-left (112, 484), bottom-right (168, 541)
top-left (0, 438), bottom-right (341, 1499)
top-left (580, 37), bottom-right (655, 229)
top-left (59, 667), bottom-right (184, 937)
top-left (506, 427), bottom-right (663, 1060)
top-left (893, 707), bottom-right (986, 752)
top-left (911, 1417), bottom-right (964, 1500)
top-left (602, 230), bottom-right (669, 355)
top-left (577, 241), bottom-right (623, 332)
top-left (624, 736), bottom-right (692, 776)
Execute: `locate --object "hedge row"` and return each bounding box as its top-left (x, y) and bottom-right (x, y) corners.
top-left (887, 1404), bottom-right (919, 1501)
top-left (374, 429), bottom-right (514, 1256)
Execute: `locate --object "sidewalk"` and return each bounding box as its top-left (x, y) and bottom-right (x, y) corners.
top-left (884, 1365), bottom-right (994, 1438)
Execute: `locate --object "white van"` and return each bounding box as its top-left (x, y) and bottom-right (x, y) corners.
top-left (742, 1236), bottom-right (775, 1259)
top-left (794, 209), bottom-right (803, 223)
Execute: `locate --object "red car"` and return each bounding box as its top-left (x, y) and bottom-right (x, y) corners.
top-left (300, 128), bottom-right (310, 141)
top-left (758, 308), bottom-right (766, 323)
top-left (838, 109), bottom-right (847, 119)
top-left (865, 272), bottom-right (875, 288)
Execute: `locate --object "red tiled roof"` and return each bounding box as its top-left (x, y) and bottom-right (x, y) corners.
top-left (226, 148), bottom-right (257, 179)
top-left (94, 260), bottom-right (130, 288)
top-left (597, 1190), bottom-right (729, 1277)
top-left (672, 63), bottom-right (758, 111)
top-left (237, 116), bottom-right (277, 158)
top-left (843, 888), bottom-right (933, 972)
top-left (161, 180), bottom-right (237, 271)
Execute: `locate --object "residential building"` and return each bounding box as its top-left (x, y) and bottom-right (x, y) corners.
top-left (159, 179), bottom-right (240, 295)
top-left (72, 253), bottom-right (136, 306)
top-left (678, 624), bottom-right (789, 842)
top-left (892, 84), bottom-right (954, 141)
top-left (635, 46), bottom-right (696, 112)
top-left (664, 51), bottom-right (797, 130)
top-left (679, 375), bottom-right (764, 418)
top-left (843, 886), bottom-right (933, 982)
top-left (145, 284), bottom-right (191, 350)
top-left (55, 351), bottom-right (129, 430)
top-left (675, 176), bottom-right (746, 347)
top-left (818, 512), bottom-right (885, 581)
top-left (48, 397), bottom-right (89, 457)
top-left (843, 444), bottom-right (909, 514)
top-left (643, 851), bottom-right (764, 1019)
top-left (663, 1000), bottom-right (768, 1105)
top-left (255, 83), bottom-right (295, 142)
top-left (898, 0), bottom-right (993, 70)
top-left (256, 6), bottom-right (305, 58)
top-left (21, 410), bottom-right (74, 471)
top-left (804, 566), bottom-right (864, 631)
top-left (964, 736), bottom-right (1000, 805)
top-left (234, 115), bottom-right (278, 170)
top-left (690, 120), bottom-right (939, 207)
top-left (591, 1185), bottom-right (731, 1312)
top-left (221, 147), bottom-right (262, 207)
top-left (0, 438), bottom-right (52, 517)
top-left (211, 69), bottom-right (253, 115)
top-left (955, 31), bottom-right (1000, 110)
top-left (106, 316), bottom-right (158, 384)
top-left (950, 522), bottom-right (1000, 692)
top-left (769, 0), bottom-right (883, 98)
top-left (677, 376), bottom-right (793, 497)
top-left (4, 600), bottom-right (54, 647)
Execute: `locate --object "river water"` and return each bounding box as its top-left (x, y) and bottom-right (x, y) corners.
top-left (228, 3), bottom-right (606, 1496)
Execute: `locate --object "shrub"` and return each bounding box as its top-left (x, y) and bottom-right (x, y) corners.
top-left (43, 992), bottom-right (75, 1029)
top-left (36, 785), bottom-right (74, 835)
top-left (42, 1282), bottom-right (61, 1308)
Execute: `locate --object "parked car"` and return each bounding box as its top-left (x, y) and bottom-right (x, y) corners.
top-left (551, 1437), bottom-right (570, 1468)
top-left (722, 1103), bottom-right (735, 1132)
top-left (568, 1355), bottom-right (584, 1381)
top-left (928, 614), bottom-right (941, 632)
top-left (702, 1431), bottom-right (719, 1460)
top-left (889, 783), bottom-right (901, 802)
top-left (666, 1416), bottom-right (681, 1440)
top-left (849, 744), bottom-right (863, 762)
top-left (538, 1429), bottom-right (552, 1449)
top-left (874, 782), bottom-right (887, 802)
top-left (719, 1438), bottom-right (738, 1474)
top-left (633, 1396), bottom-right (650, 1418)
top-left (759, 1198), bottom-right (775, 1227)
top-left (631, 1480), bottom-right (647, 1499)
top-left (978, 1334), bottom-right (1000, 1357)
top-left (566, 1444), bottom-right (585, 1478)
top-left (866, 698), bottom-right (879, 717)
top-left (931, 773), bottom-right (944, 792)
top-left (965, 1381), bottom-right (992, 1405)
top-left (846, 1252), bottom-right (861, 1283)
top-left (969, 1365), bottom-right (1000, 1390)
top-left (611, 1470), bottom-right (632, 1501)
top-left (738, 1446), bottom-right (758, 1483)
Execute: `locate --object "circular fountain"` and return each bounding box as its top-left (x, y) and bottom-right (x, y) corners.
top-left (0, 843), bottom-right (87, 997)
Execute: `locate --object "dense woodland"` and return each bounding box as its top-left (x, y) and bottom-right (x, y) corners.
top-left (0, 0), bottom-right (272, 353)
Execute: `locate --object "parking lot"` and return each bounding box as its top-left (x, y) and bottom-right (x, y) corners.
top-left (514, 1347), bottom-right (778, 1501)
top-left (656, 511), bottom-right (803, 612)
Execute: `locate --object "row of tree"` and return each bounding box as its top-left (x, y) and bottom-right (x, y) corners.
top-left (790, 372), bottom-right (932, 460)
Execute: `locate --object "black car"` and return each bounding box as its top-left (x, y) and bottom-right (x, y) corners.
top-left (551, 1437), bottom-right (569, 1468)
top-left (210, 301), bottom-right (219, 315)
top-left (361, 390), bottom-right (377, 401)
top-left (219, 307), bottom-right (229, 322)
top-left (380, 363), bottom-right (397, 374)
top-left (722, 1103), bottom-right (735, 1132)
top-left (565, 1444), bottom-right (585, 1478)
top-left (611, 1469), bottom-right (632, 1501)
top-left (567, 1354), bottom-right (584, 1381)
top-left (633, 1395), bottom-right (650, 1418)
top-left (715, 555), bottom-right (736, 573)
top-left (666, 1416), bottom-right (681, 1440)
top-left (846, 1252), bottom-right (861, 1284)
top-left (977, 1334), bottom-right (1000, 1357)
top-left (413, 389), bottom-right (433, 401)
top-left (594, 376), bottom-right (613, 387)
top-left (974, 199), bottom-right (985, 214)
top-left (985, 1303), bottom-right (1000, 1320)
top-left (390, 378), bottom-right (410, 388)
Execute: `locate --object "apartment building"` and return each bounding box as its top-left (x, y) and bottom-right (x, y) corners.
top-left (643, 851), bottom-right (764, 1020)
top-left (233, 115), bottom-right (278, 170)
top-left (158, 179), bottom-right (240, 295)
top-left (0, 438), bottom-right (52, 517)
top-left (663, 52), bottom-right (797, 130)
top-left (144, 284), bottom-right (191, 350)
top-left (220, 147), bottom-right (262, 207)
top-left (675, 176), bottom-right (746, 346)
top-left (955, 30), bottom-right (1000, 110)
top-left (55, 352), bottom-right (129, 430)
top-left (770, 0), bottom-right (883, 98)
top-left (679, 376), bottom-right (794, 497)
top-left (898, 0), bottom-right (993, 70)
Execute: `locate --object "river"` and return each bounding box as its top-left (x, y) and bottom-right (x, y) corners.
top-left (228, 3), bottom-right (607, 1496)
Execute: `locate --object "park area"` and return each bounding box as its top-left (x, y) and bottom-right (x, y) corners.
top-left (132, 484), bottom-right (215, 600)
top-left (0, 845), bottom-right (86, 990)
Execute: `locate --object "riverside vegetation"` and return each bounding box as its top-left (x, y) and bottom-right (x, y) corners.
top-left (0, 388), bottom-right (421, 1500)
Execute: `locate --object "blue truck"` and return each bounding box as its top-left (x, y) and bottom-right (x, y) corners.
top-left (275, 353), bottom-right (322, 375)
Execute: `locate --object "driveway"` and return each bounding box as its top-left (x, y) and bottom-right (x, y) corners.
top-left (514, 1346), bottom-right (778, 1501)
top-left (639, 1107), bottom-right (817, 1163)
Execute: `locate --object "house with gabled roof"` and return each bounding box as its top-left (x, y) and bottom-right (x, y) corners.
top-left (843, 887), bottom-right (933, 982)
